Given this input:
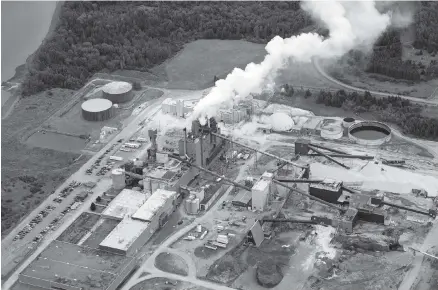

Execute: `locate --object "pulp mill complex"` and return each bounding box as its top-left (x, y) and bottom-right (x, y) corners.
top-left (12, 86), bottom-right (438, 290)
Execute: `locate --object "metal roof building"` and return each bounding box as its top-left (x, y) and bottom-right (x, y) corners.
top-left (99, 218), bottom-right (150, 255)
top-left (102, 189), bottom-right (146, 220)
top-left (132, 189), bottom-right (177, 222)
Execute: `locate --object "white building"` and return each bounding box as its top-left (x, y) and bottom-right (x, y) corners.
top-left (162, 98), bottom-right (192, 118)
top-left (252, 179), bottom-right (270, 211)
top-left (99, 188), bottom-right (178, 256)
top-left (218, 108), bottom-right (249, 124)
top-left (101, 189), bottom-right (146, 220)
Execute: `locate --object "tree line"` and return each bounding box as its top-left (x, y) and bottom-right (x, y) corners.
top-left (22, 1), bottom-right (311, 96)
top-left (315, 89), bottom-right (438, 140)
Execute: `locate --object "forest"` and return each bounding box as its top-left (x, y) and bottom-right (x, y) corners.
top-left (21, 1), bottom-right (438, 95)
top-left (22, 1), bottom-right (312, 95)
top-left (314, 90), bottom-right (438, 140)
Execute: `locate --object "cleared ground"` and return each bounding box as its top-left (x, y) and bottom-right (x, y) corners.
top-left (155, 252), bottom-right (189, 276)
top-left (82, 218), bottom-right (120, 249)
top-left (56, 212), bottom-right (100, 244)
top-left (1, 89), bottom-right (88, 237)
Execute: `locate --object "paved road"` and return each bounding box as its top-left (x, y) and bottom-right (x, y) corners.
top-left (312, 58), bottom-right (438, 107)
top-left (1, 91), bottom-right (168, 289)
top-left (122, 150), bottom-right (258, 290)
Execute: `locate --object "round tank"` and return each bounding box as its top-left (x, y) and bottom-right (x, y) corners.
top-left (196, 224), bottom-right (202, 232)
top-left (102, 81), bottom-right (133, 103)
top-left (81, 98), bottom-right (114, 121)
top-left (134, 159), bottom-right (143, 167)
top-left (320, 126), bottom-right (343, 140)
top-left (111, 169), bottom-right (125, 190)
top-left (192, 198), bottom-right (200, 213)
top-left (143, 177), bottom-right (151, 192)
top-left (342, 117), bottom-right (355, 128)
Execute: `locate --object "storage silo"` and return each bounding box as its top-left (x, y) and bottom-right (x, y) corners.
top-left (192, 198), bottom-right (200, 214)
top-left (102, 81), bottom-right (133, 103)
top-left (81, 98), bottom-right (115, 121)
top-left (112, 169), bottom-right (125, 190)
top-left (342, 117), bottom-right (355, 136)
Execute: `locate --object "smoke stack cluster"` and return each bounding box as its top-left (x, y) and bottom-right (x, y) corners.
top-left (190, 0), bottom-right (411, 122)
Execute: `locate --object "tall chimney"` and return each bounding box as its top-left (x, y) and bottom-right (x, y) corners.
top-left (183, 128), bottom-right (187, 156)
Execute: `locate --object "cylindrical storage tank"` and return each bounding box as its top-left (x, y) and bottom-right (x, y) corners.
top-left (320, 127), bottom-right (343, 140)
top-left (138, 180), bottom-right (144, 189)
top-left (132, 187), bottom-right (141, 191)
top-left (343, 117), bottom-right (355, 128)
top-left (81, 98), bottom-right (114, 121)
top-left (192, 198), bottom-right (200, 213)
top-left (185, 194), bottom-right (195, 214)
top-left (134, 159), bottom-right (143, 167)
top-left (143, 177), bottom-right (151, 192)
top-left (196, 224), bottom-right (202, 233)
top-left (112, 169), bottom-right (125, 190)
top-left (102, 81), bottom-right (133, 103)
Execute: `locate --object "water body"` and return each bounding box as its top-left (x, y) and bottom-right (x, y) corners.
top-left (1, 1), bottom-right (57, 105)
top-left (350, 126), bottom-right (390, 140)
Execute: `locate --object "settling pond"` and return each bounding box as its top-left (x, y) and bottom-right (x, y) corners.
top-left (26, 131), bottom-right (87, 153)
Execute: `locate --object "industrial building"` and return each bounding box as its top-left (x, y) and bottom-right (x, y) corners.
top-left (101, 189), bottom-right (146, 220)
top-left (309, 179), bottom-right (343, 204)
top-left (178, 118), bottom-right (225, 167)
top-left (81, 98), bottom-right (115, 121)
top-left (252, 172), bottom-right (274, 211)
top-left (102, 81), bottom-right (133, 103)
top-left (99, 188), bottom-right (178, 256)
top-left (300, 117), bottom-right (322, 135)
top-left (162, 98), bottom-right (193, 118)
top-left (19, 240), bottom-right (136, 290)
top-left (217, 108), bottom-right (250, 124)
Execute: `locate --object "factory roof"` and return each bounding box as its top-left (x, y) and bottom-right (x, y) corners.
top-left (252, 179), bottom-right (270, 192)
top-left (102, 81), bottom-right (132, 94)
top-left (102, 189), bottom-right (146, 220)
top-left (233, 189), bottom-right (252, 206)
top-left (162, 97), bottom-right (177, 105)
top-left (81, 98), bottom-right (113, 112)
top-left (132, 189), bottom-right (177, 222)
top-left (99, 218), bottom-right (150, 252)
top-left (302, 117), bottom-right (322, 130)
top-left (310, 178), bottom-right (342, 191)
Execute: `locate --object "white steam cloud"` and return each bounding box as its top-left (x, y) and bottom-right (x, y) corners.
top-left (191, 0), bottom-right (410, 123)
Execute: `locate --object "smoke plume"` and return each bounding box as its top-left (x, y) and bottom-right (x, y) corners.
top-left (191, 0), bottom-right (410, 123)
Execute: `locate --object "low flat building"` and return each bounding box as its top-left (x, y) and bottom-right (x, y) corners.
top-left (300, 117), bottom-right (322, 135)
top-left (19, 240), bottom-right (136, 290)
top-left (232, 189), bottom-right (252, 208)
top-left (309, 179), bottom-right (343, 204)
top-left (99, 218), bottom-right (151, 256)
top-left (132, 189), bottom-right (177, 224)
top-left (101, 189), bottom-right (146, 220)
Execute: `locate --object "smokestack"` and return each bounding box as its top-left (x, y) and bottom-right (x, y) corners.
top-left (183, 128), bottom-right (187, 156)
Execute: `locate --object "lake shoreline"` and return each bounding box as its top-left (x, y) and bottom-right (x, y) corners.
top-left (2, 1), bottom-right (63, 116)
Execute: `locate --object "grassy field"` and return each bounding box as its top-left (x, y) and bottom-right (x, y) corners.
top-left (56, 212), bottom-right (100, 244)
top-left (82, 218), bottom-right (120, 248)
top-left (152, 39), bottom-right (266, 90)
top-left (1, 89), bottom-right (89, 237)
top-left (155, 252), bottom-right (189, 276)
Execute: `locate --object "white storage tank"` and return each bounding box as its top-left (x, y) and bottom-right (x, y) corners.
top-left (111, 169), bottom-right (125, 190)
top-left (191, 198), bottom-right (200, 214)
top-left (342, 117), bottom-right (355, 128)
top-left (320, 127), bottom-right (343, 140)
top-left (133, 159), bottom-right (143, 167)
